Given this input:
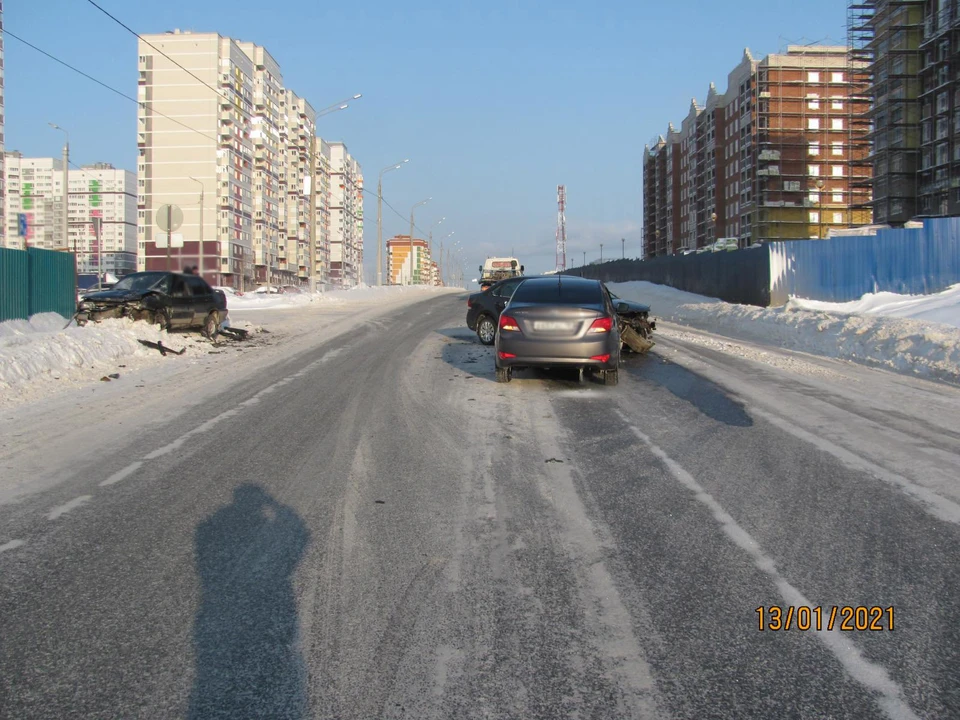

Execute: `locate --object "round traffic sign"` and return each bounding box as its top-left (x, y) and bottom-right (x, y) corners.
top-left (156, 204), bottom-right (184, 232)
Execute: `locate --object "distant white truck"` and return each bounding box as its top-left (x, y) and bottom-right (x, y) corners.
top-left (478, 257), bottom-right (524, 290)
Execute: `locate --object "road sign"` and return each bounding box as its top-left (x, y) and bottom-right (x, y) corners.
top-left (17, 213), bottom-right (27, 237)
top-left (155, 233), bottom-right (184, 248)
top-left (156, 204), bottom-right (183, 232)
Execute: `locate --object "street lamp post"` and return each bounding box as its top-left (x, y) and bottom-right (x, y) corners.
top-left (48, 123), bottom-right (70, 263)
top-left (621, 237), bottom-right (625, 259)
top-left (377, 159), bottom-right (409, 286)
top-left (408, 198), bottom-right (430, 285)
top-left (189, 177), bottom-right (205, 282)
top-left (438, 231), bottom-right (454, 286)
top-left (600, 243), bottom-right (604, 263)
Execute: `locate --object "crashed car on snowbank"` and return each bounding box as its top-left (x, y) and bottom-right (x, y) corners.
top-left (76, 271), bottom-right (228, 339)
top-left (607, 290), bottom-right (656, 353)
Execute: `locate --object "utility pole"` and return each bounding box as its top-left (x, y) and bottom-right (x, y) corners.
top-left (621, 237), bottom-right (625, 259)
top-left (190, 177), bottom-right (205, 283)
top-left (600, 243), bottom-right (604, 262)
top-left (49, 124), bottom-right (69, 268)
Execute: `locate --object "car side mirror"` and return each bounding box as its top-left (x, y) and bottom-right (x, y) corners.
top-left (617, 302), bottom-right (630, 313)
top-left (519, 265), bottom-right (525, 273)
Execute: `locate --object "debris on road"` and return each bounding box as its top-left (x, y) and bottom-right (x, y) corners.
top-left (137, 339), bottom-right (186, 356)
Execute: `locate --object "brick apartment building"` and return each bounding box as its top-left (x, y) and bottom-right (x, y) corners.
top-left (644, 46), bottom-right (872, 258)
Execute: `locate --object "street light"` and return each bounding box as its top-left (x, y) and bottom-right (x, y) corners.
top-left (600, 243), bottom-right (604, 263)
top-left (408, 197), bottom-right (431, 285)
top-left (48, 123), bottom-right (70, 263)
top-left (315, 94), bottom-right (363, 119)
top-left (621, 237), bottom-right (625, 259)
top-left (377, 159), bottom-right (409, 286)
top-left (189, 176), bottom-right (206, 282)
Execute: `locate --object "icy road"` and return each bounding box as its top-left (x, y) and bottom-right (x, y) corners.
top-left (0, 290), bottom-right (958, 719)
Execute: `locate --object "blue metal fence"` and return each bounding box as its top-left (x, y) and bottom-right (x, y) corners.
top-left (769, 218), bottom-right (960, 304)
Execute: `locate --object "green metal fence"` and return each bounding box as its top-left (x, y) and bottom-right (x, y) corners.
top-left (0, 247), bottom-right (76, 322)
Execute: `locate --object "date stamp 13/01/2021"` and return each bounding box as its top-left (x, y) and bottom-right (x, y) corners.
top-left (756, 606), bottom-right (895, 632)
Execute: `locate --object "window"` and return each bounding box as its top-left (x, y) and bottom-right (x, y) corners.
top-left (833, 191), bottom-right (844, 203)
top-left (832, 142), bottom-right (843, 156)
top-left (832, 97), bottom-right (844, 110)
top-left (809, 211), bottom-right (820, 223)
top-left (809, 191), bottom-right (821, 203)
top-left (808, 71), bottom-right (820, 83)
top-left (808, 118), bottom-right (820, 130)
top-left (832, 119), bottom-right (844, 131)
top-left (832, 165), bottom-right (844, 177)
top-left (809, 164), bottom-right (821, 176)
top-left (832, 212), bottom-right (843, 224)
top-left (807, 93), bottom-right (820, 110)
top-left (832, 72), bottom-right (844, 83)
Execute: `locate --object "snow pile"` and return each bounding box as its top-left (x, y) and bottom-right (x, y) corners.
top-left (0, 313), bottom-right (209, 390)
top-left (788, 283), bottom-right (960, 328)
top-left (609, 281), bottom-right (960, 384)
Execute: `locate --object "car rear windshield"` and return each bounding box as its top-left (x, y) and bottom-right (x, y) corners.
top-left (511, 281), bottom-right (602, 305)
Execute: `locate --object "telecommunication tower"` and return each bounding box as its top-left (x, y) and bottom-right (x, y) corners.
top-left (556, 185), bottom-right (567, 272)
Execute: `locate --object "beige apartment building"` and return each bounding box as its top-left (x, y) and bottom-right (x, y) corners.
top-left (1, 1), bottom-right (6, 247)
top-left (3, 154), bottom-right (137, 274)
top-left (329, 142), bottom-right (363, 287)
top-left (137, 30), bottom-right (362, 288)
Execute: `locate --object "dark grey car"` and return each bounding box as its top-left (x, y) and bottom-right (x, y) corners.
top-left (494, 276), bottom-right (621, 385)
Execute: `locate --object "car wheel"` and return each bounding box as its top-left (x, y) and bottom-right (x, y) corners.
top-left (202, 310), bottom-right (220, 340)
top-left (154, 308), bottom-right (171, 331)
top-left (477, 315), bottom-right (496, 345)
top-left (603, 368), bottom-right (619, 386)
top-left (496, 366), bottom-right (512, 383)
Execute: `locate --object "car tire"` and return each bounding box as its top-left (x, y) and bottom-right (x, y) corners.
top-left (602, 368), bottom-right (619, 386)
top-left (477, 315), bottom-right (496, 345)
top-left (154, 308), bottom-right (171, 331)
top-left (496, 366), bottom-right (512, 383)
top-left (202, 310), bottom-right (220, 340)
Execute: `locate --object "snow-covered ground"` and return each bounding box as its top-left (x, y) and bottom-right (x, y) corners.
top-left (610, 281), bottom-right (960, 385)
top-left (0, 285), bottom-right (459, 409)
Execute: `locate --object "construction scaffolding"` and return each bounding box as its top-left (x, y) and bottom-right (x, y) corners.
top-left (848, 0), bottom-right (923, 225)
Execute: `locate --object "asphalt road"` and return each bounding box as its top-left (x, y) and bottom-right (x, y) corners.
top-left (1, 293), bottom-right (958, 719)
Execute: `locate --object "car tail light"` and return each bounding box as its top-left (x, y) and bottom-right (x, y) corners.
top-left (588, 316), bottom-right (613, 333)
top-left (499, 314), bottom-right (520, 332)
top-left (590, 354), bottom-right (611, 363)
top-left (498, 351), bottom-right (516, 359)
top-left (467, 297), bottom-right (473, 308)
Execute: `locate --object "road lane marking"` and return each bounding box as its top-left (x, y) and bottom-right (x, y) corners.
top-left (616, 410), bottom-right (922, 720)
top-left (0, 539), bottom-right (25, 554)
top-left (99, 461), bottom-right (143, 487)
top-left (48, 495), bottom-right (93, 520)
top-left (750, 406), bottom-right (960, 526)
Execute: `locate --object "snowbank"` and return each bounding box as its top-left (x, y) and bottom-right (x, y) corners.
top-left (0, 313), bottom-right (210, 390)
top-left (788, 283), bottom-right (960, 328)
top-left (609, 281), bottom-right (960, 385)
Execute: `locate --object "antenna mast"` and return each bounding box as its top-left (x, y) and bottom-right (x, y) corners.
top-left (556, 185), bottom-right (567, 272)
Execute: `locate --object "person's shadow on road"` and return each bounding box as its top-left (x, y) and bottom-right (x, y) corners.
top-left (189, 485), bottom-right (310, 719)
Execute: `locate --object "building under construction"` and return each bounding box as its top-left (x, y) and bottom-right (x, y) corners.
top-left (643, 45), bottom-right (872, 258)
top-left (848, 0), bottom-right (924, 225)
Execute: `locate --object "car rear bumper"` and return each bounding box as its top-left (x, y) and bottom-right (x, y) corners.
top-left (496, 354), bottom-right (618, 370)
top-left (496, 334), bottom-right (619, 370)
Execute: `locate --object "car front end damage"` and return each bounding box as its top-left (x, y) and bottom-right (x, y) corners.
top-left (75, 293), bottom-right (167, 327)
top-left (616, 306), bottom-right (656, 354)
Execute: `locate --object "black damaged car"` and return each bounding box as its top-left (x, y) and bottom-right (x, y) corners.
top-left (76, 271), bottom-right (228, 338)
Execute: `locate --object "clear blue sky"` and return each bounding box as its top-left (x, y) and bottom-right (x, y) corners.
top-left (5, 0), bottom-right (848, 284)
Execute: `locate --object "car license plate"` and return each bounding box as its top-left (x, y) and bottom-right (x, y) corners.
top-left (533, 320), bottom-right (574, 331)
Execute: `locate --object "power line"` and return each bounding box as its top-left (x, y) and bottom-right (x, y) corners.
top-left (358, 187), bottom-right (432, 238)
top-left (83, 0), bottom-right (361, 122)
top-left (2, 28), bottom-right (220, 144)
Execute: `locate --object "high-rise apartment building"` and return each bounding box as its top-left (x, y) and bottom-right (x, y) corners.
top-left (644, 46), bottom-right (872, 258)
top-left (329, 142), bottom-right (363, 287)
top-left (386, 235), bottom-right (428, 285)
top-left (137, 30), bottom-right (362, 288)
top-left (237, 41), bottom-right (284, 285)
top-left (3, 154), bottom-right (137, 273)
top-left (849, 0), bottom-right (923, 224)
